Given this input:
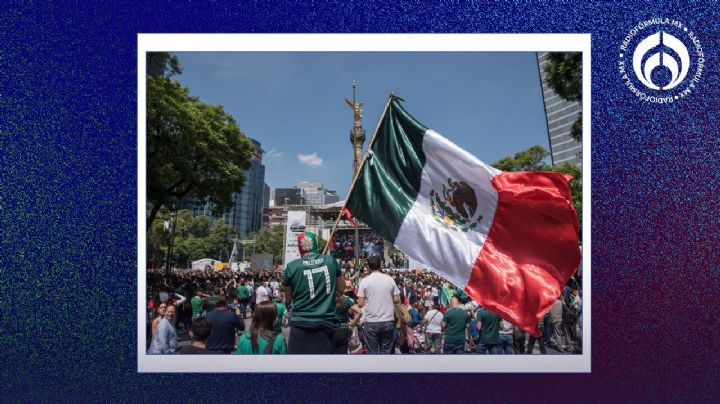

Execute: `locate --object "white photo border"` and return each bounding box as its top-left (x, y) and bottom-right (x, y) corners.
top-left (137, 33), bottom-right (591, 373)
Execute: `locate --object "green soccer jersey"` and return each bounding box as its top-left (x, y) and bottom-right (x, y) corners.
top-left (334, 295), bottom-right (356, 329)
top-left (191, 296), bottom-right (202, 316)
top-left (236, 332), bottom-right (286, 355)
top-left (442, 307), bottom-right (470, 344)
top-left (274, 302), bottom-right (287, 332)
top-left (237, 286), bottom-right (249, 300)
top-left (477, 308), bottom-right (501, 345)
top-left (283, 253), bottom-right (341, 322)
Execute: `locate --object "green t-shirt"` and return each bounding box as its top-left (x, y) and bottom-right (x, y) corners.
top-left (442, 307), bottom-right (470, 344)
top-left (237, 285), bottom-right (249, 300)
top-left (274, 302), bottom-right (287, 332)
top-left (191, 296), bottom-right (202, 316)
top-left (236, 332), bottom-right (286, 355)
top-left (334, 296), bottom-right (356, 329)
top-left (283, 253), bottom-right (341, 322)
top-left (477, 308), bottom-right (501, 345)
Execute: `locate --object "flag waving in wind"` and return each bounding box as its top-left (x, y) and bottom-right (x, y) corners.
top-left (344, 96), bottom-right (580, 336)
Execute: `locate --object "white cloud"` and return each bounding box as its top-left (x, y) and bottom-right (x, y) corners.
top-left (297, 152), bottom-right (323, 167)
top-left (266, 148), bottom-right (283, 158)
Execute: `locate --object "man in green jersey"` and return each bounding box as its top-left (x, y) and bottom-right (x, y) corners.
top-left (190, 289), bottom-right (203, 320)
top-left (283, 231), bottom-right (344, 354)
top-left (236, 280), bottom-right (250, 319)
top-left (441, 297), bottom-right (469, 354)
top-left (475, 305), bottom-right (502, 354)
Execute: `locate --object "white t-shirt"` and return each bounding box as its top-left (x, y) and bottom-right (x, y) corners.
top-left (358, 272), bottom-right (399, 322)
top-left (424, 309), bottom-right (443, 334)
top-left (255, 286), bottom-right (270, 304)
top-left (424, 290), bottom-right (434, 308)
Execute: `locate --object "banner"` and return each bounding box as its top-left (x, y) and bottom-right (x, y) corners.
top-left (283, 210), bottom-right (307, 265)
top-left (250, 253), bottom-right (274, 271)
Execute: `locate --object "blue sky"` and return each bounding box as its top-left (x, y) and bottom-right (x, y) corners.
top-left (174, 52), bottom-right (549, 199)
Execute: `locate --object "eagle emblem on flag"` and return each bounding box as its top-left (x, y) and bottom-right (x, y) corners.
top-left (429, 178), bottom-right (483, 233)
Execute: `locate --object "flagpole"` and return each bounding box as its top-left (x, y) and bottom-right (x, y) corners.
top-left (322, 94), bottom-right (397, 255)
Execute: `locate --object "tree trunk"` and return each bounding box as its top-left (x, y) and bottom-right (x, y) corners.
top-left (147, 203), bottom-right (162, 230)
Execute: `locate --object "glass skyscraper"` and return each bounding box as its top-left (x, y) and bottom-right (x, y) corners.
top-left (222, 138), bottom-right (265, 239)
top-left (181, 138), bottom-right (266, 240)
top-left (274, 188), bottom-right (303, 206)
top-left (537, 52), bottom-right (582, 166)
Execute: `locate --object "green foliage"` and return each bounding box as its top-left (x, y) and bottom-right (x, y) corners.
top-left (549, 162), bottom-right (582, 230)
top-left (492, 145), bottom-right (550, 171)
top-left (248, 226), bottom-right (285, 264)
top-left (147, 213), bottom-right (170, 268)
top-left (146, 53), bottom-right (255, 228)
top-left (570, 114), bottom-right (582, 143)
top-left (543, 52), bottom-right (582, 142)
top-left (148, 212), bottom-right (233, 268)
top-left (147, 52), bottom-right (182, 78)
top-left (543, 53), bottom-right (581, 102)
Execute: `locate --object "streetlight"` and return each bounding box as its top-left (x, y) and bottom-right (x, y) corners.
top-left (164, 205), bottom-right (177, 285)
top-left (283, 197), bottom-right (290, 267)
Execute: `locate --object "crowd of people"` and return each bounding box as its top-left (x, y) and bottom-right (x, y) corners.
top-left (146, 232), bottom-right (582, 356)
top-left (330, 231), bottom-right (385, 263)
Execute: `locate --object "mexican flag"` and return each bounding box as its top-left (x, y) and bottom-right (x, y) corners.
top-left (345, 97), bottom-right (580, 336)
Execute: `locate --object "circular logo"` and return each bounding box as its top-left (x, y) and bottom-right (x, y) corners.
top-left (619, 18), bottom-right (704, 103)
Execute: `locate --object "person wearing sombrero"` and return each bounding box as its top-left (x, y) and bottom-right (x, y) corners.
top-left (283, 231), bottom-right (344, 354)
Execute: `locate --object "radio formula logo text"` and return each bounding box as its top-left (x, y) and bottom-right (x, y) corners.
top-left (619, 18), bottom-right (704, 103)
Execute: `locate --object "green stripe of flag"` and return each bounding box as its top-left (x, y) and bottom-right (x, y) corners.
top-left (346, 98), bottom-right (428, 243)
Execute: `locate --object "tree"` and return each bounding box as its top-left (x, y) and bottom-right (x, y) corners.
top-left (493, 145), bottom-right (582, 230)
top-left (206, 220), bottom-right (233, 261)
top-left (146, 52), bottom-right (255, 228)
top-left (147, 211), bottom-right (234, 269)
top-left (147, 52), bottom-right (182, 78)
top-left (549, 162), bottom-right (582, 232)
top-left (543, 52), bottom-right (582, 142)
top-left (492, 145), bottom-right (550, 171)
top-left (249, 226), bottom-right (285, 264)
top-left (147, 210), bottom-right (171, 268)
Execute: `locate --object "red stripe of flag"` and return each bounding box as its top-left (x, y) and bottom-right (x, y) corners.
top-left (464, 171), bottom-right (580, 337)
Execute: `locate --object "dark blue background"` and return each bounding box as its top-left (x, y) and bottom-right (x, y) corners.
top-left (1, 1), bottom-right (718, 401)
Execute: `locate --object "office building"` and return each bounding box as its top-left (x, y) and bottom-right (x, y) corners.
top-left (537, 52), bottom-right (582, 166)
top-left (324, 189), bottom-right (339, 204)
top-left (180, 138), bottom-right (266, 240)
top-left (274, 187), bottom-right (304, 206)
top-left (296, 182), bottom-right (340, 206)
